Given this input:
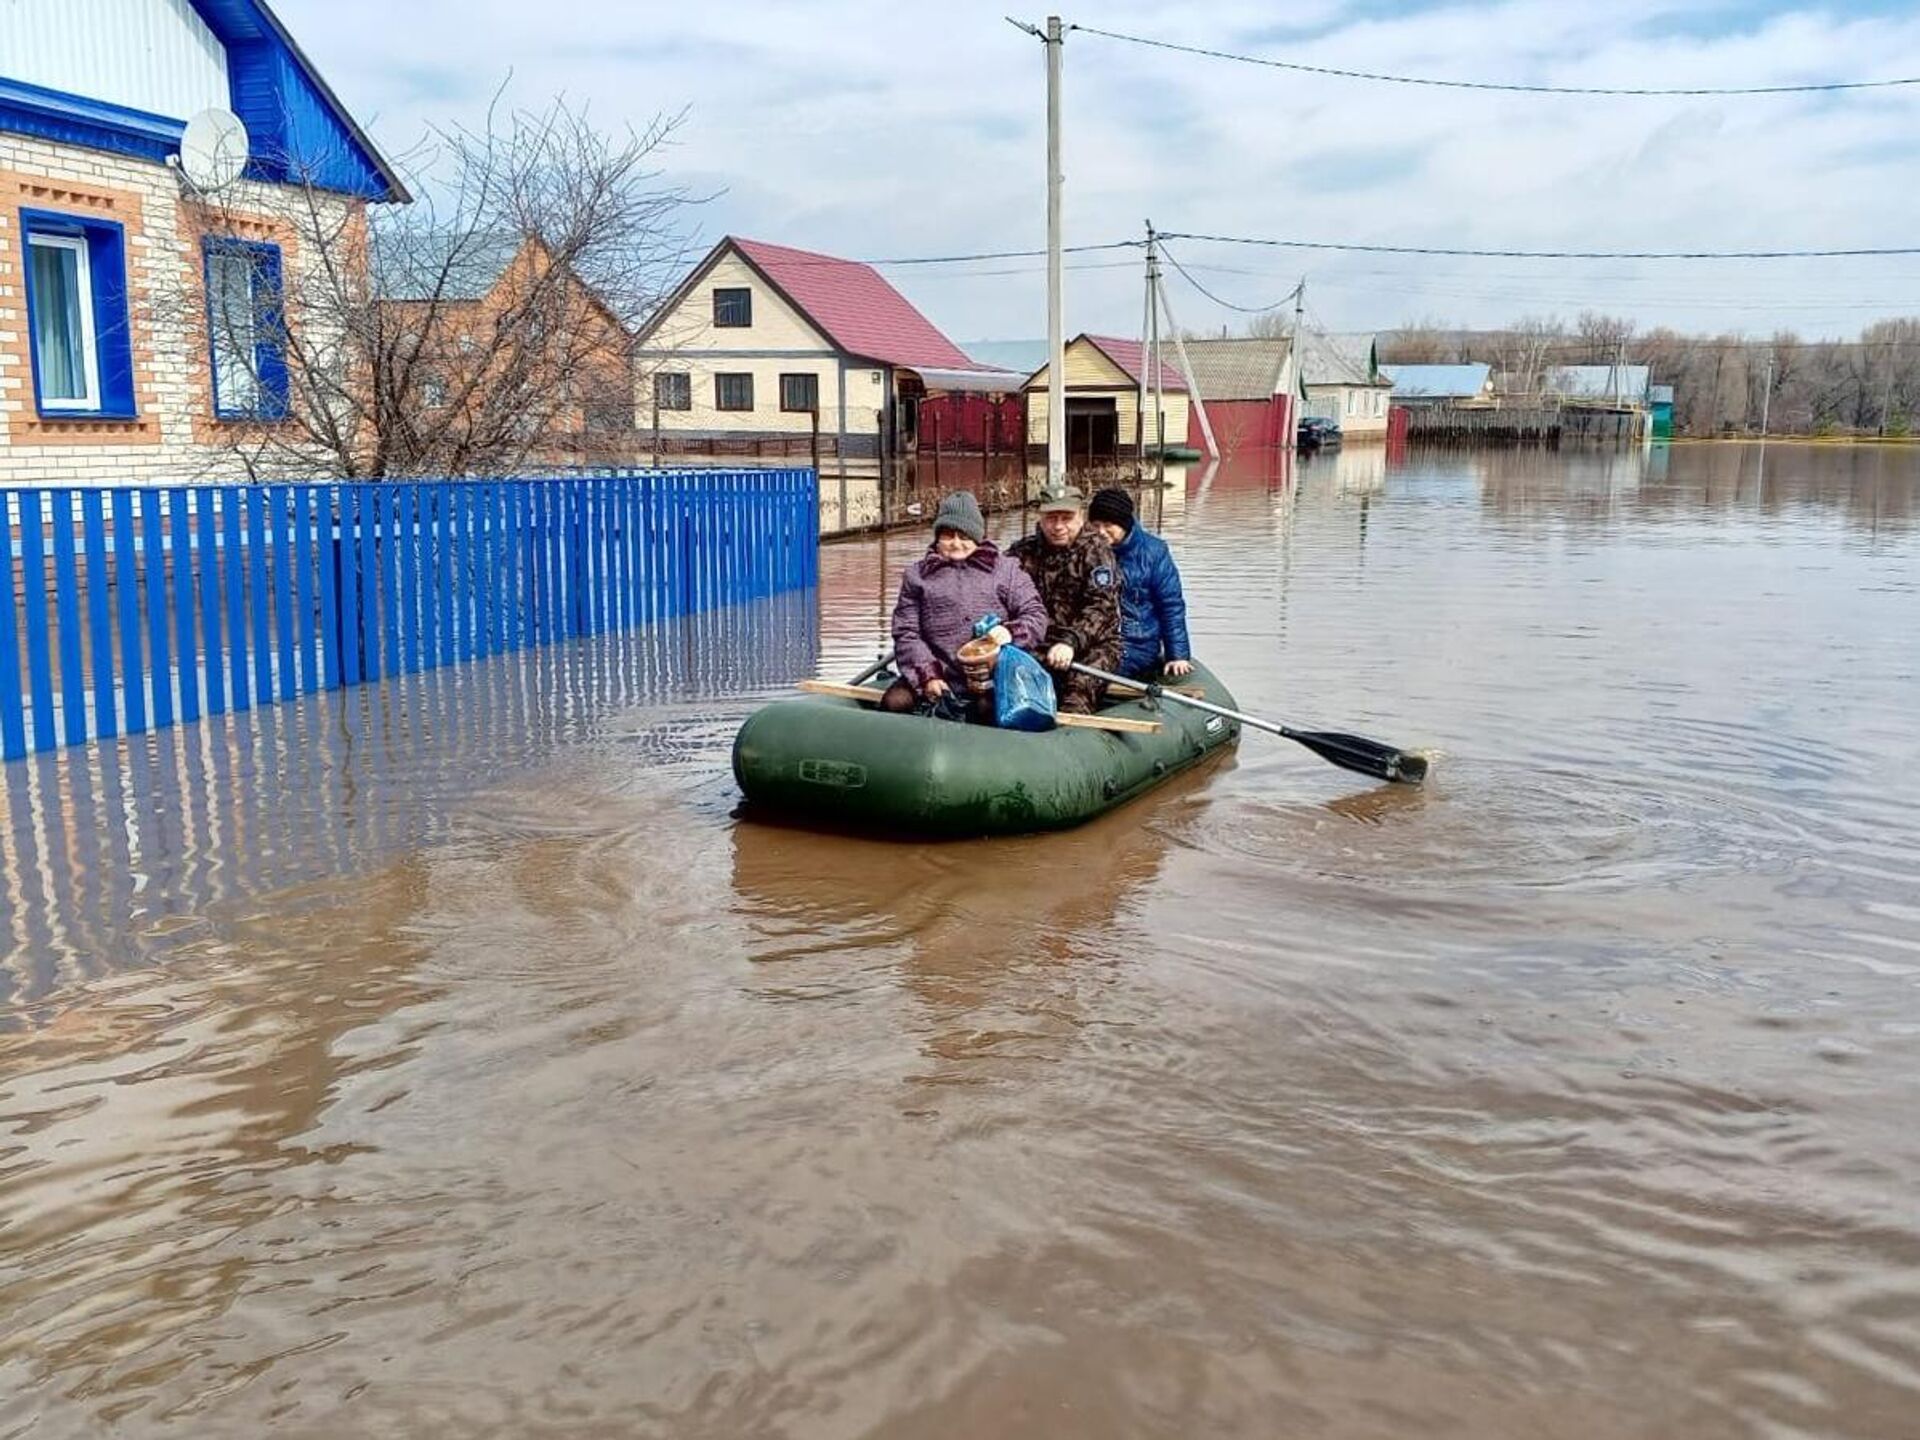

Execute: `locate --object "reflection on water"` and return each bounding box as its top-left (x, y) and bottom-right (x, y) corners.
top-left (0, 593), bottom-right (818, 1013)
top-left (3, 443), bottom-right (1920, 1438)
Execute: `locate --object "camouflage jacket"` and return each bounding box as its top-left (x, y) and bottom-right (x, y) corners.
top-left (1006, 527), bottom-right (1123, 667)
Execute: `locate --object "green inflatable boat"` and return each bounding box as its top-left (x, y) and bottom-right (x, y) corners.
top-left (732, 662), bottom-right (1240, 836)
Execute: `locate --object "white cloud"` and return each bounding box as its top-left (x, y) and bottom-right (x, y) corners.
top-left (284, 0), bottom-right (1920, 340)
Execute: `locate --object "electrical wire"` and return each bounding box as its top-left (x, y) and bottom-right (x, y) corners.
top-left (1160, 244), bottom-right (1299, 313)
top-left (769, 241), bottom-right (1142, 267)
top-left (1161, 231), bottom-right (1920, 261)
top-left (1069, 24), bottom-right (1920, 96)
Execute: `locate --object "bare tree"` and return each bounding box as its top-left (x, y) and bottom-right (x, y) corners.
top-left (1493, 316), bottom-right (1565, 398)
top-left (168, 96), bottom-right (705, 480)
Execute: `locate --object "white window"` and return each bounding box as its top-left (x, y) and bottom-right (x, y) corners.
top-left (204, 239), bottom-right (288, 420)
top-left (207, 247), bottom-right (260, 415)
top-left (27, 233), bottom-right (100, 410)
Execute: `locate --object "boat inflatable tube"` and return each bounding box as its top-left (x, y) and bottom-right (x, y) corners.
top-left (733, 662), bottom-right (1241, 836)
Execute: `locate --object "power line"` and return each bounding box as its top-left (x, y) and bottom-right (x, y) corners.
top-left (1160, 244), bottom-right (1298, 313)
top-left (1069, 24), bottom-right (1920, 97)
top-left (860, 241), bottom-right (1141, 267)
top-left (1161, 231), bottom-right (1920, 261)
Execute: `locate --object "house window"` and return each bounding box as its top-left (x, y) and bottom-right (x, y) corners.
top-left (204, 239), bottom-right (289, 420)
top-left (715, 373), bottom-right (754, 411)
top-left (420, 375), bottom-right (448, 409)
top-left (654, 372), bottom-right (691, 411)
top-left (712, 287), bottom-right (752, 328)
top-left (22, 210), bottom-right (136, 417)
top-left (779, 372), bottom-right (818, 412)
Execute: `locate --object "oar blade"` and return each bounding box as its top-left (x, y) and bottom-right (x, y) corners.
top-left (1290, 730), bottom-right (1430, 786)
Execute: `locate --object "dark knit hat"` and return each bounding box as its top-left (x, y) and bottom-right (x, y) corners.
top-left (1087, 486), bottom-right (1135, 533)
top-left (932, 491), bottom-right (986, 542)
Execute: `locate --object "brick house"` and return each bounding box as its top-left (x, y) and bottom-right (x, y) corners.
top-left (372, 232), bottom-right (637, 469)
top-left (0, 0), bottom-right (405, 485)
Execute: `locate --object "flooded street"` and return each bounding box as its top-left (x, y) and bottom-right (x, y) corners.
top-left (3, 442), bottom-right (1918, 1438)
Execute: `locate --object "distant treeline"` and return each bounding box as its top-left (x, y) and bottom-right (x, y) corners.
top-left (1372, 313), bottom-right (1920, 439)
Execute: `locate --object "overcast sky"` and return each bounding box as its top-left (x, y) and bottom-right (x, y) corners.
top-left (286, 0), bottom-right (1920, 344)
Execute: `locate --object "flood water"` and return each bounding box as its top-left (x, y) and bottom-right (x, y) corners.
top-left (2, 441), bottom-right (1917, 1438)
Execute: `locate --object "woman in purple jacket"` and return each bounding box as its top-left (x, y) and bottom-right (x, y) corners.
top-left (881, 492), bottom-right (1049, 715)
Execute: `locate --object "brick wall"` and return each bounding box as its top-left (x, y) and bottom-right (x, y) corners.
top-left (0, 132), bottom-right (360, 485)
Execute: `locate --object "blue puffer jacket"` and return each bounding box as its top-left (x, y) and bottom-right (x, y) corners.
top-left (1112, 524), bottom-right (1192, 675)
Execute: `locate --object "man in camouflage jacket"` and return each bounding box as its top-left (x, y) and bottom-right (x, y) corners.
top-left (1007, 486), bottom-right (1124, 713)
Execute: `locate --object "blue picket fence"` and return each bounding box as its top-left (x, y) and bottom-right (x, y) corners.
top-left (0, 470), bottom-right (817, 760)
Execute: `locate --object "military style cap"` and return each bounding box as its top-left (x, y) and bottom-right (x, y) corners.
top-left (1037, 486), bottom-right (1086, 513)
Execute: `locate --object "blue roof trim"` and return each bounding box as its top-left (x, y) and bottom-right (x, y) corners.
top-left (0, 78), bottom-right (186, 166)
top-left (0, 1), bottom-right (403, 201)
top-left (190, 0), bottom-right (409, 202)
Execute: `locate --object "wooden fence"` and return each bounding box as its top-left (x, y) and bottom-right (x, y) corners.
top-left (1402, 405), bottom-right (1646, 446)
top-left (0, 470), bottom-right (816, 760)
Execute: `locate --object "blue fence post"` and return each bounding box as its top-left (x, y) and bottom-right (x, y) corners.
top-left (478, 482), bottom-right (499, 657)
top-left (0, 493), bottom-right (23, 761)
top-left (141, 489), bottom-right (172, 729)
top-left (194, 490), bottom-right (225, 714)
top-left (399, 484), bottom-right (421, 674)
top-left (270, 485), bottom-right (296, 701)
top-left (381, 486), bottom-right (402, 678)
top-left (315, 486), bottom-right (338, 688)
top-left (222, 487), bottom-right (251, 711)
top-left (356, 483), bottom-right (380, 684)
top-left (336, 486), bottom-right (360, 687)
top-left (548, 481), bottom-right (567, 644)
top-left (111, 489), bottom-right (145, 736)
top-left (510, 482), bottom-right (530, 653)
top-left (79, 488), bottom-right (116, 741)
top-left (50, 490), bottom-right (87, 746)
top-left (435, 484), bottom-right (456, 669)
top-left (171, 489), bottom-right (202, 722)
top-left (19, 491), bottom-right (55, 751)
top-left (290, 485), bottom-right (315, 694)
top-left (248, 486), bottom-right (273, 705)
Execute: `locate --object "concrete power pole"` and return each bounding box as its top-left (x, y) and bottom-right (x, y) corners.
top-left (1044, 16), bottom-right (1066, 491)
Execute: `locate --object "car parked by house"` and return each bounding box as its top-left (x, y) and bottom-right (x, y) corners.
top-left (1297, 415), bottom-right (1342, 449)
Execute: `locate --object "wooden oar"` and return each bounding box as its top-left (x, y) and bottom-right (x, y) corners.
top-left (797, 680), bottom-right (1161, 735)
top-left (1070, 662), bottom-right (1430, 785)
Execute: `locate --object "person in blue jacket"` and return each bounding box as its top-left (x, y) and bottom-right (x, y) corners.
top-left (1086, 487), bottom-right (1193, 679)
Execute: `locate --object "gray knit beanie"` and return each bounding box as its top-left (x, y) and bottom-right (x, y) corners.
top-left (932, 491), bottom-right (986, 542)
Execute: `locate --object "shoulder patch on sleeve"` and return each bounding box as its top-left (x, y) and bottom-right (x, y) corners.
top-left (1092, 565), bottom-right (1114, 588)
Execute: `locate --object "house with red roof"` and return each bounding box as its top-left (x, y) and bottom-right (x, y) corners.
top-left (634, 237), bottom-right (1024, 472)
top-left (1022, 335), bottom-right (1190, 465)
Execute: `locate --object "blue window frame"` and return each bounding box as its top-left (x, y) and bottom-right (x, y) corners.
top-left (20, 209), bottom-right (136, 419)
top-left (203, 239), bottom-right (290, 421)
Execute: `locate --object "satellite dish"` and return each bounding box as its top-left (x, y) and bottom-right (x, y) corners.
top-left (176, 108), bottom-right (250, 191)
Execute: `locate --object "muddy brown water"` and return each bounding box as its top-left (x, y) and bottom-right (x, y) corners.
top-left (2, 442), bottom-right (1917, 1438)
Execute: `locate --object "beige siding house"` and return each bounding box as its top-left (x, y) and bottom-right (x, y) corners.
top-left (1298, 332), bottom-right (1394, 441)
top-left (1024, 335), bottom-right (1189, 464)
top-left (634, 237), bottom-right (1020, 467)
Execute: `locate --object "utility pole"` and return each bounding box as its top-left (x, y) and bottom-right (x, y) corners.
top-left (1154, 238), bottom-right (1217, 462)
top-left (1147, 222), bottom-right (1164, 486)
top-left (1137, 226), bottom-right (1151, 479)
top-left (1293, 279), bottom-right (1307, 436)
top-left (1044, 16), bottom-right (1066, 491)
top-left (1007, 18), bottom-right (1069, 492)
